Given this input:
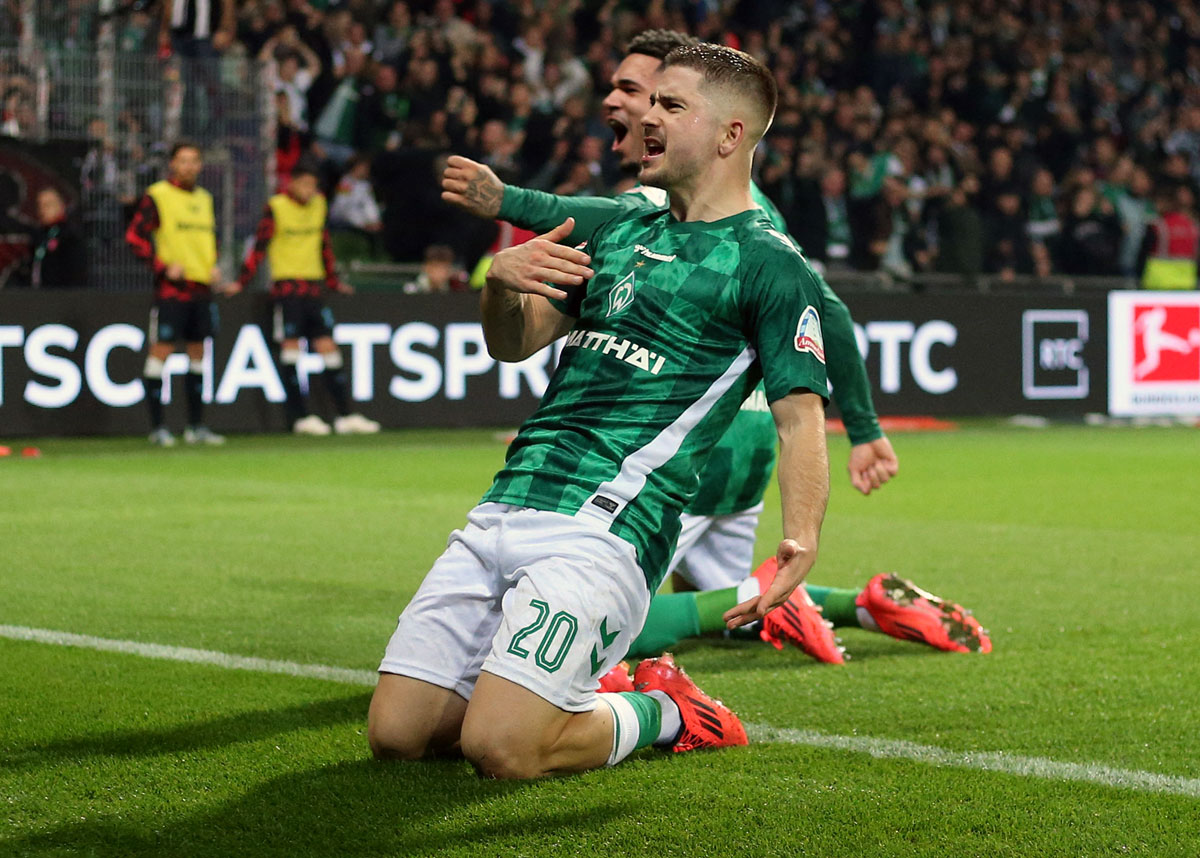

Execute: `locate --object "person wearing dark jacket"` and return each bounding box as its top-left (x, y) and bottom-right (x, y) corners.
top-left (1057, 186), bottom-right (1121, 276)
top-left (19, 188), bottom-right (87, 288)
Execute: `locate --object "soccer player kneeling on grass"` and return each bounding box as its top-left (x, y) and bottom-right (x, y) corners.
top-left (368, 46), bottom-right (830, 777)
top-left (230, 161), bottom-right (380, 436)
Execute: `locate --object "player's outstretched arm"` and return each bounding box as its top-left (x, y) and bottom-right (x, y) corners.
top-left (482, 218), bottom-right (591, 362)
top-left (441, 155), bottom-right (635, 242)
top-left (725, 390), bottom-right (829, 629)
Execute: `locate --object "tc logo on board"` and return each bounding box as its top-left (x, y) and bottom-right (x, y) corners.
top-left (1133, 304), bottom-right (1200, 382)
top-left (794, 305), bottom-right (825, 363)
top-left (606, 272), bottom-right (636, 317)
top-left (1021, 310), bottom-right (1089, 400)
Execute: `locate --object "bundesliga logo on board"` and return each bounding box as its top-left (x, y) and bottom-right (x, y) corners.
top-left (1132, 304), bottom-right (1200, 383)
top-left (1108, 291), bottom-right (1200, 416)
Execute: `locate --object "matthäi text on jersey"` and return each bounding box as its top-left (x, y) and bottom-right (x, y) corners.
top-left (563, 328), bottom-right (666, 375)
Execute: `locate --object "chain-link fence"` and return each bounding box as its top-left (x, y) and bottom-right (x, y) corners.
top-left (1, 1), bottom-right (274, 291)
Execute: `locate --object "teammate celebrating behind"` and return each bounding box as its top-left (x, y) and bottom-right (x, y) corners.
top-left (126, 141), bottom-right (230, 447)
top-left (231, 162), bottom-right (379, 436)
top-left (369, 45), bottom-right (827, 777)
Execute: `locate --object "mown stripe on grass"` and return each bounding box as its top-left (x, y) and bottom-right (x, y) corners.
top-left (4, 623), bottom-right (1200, 799)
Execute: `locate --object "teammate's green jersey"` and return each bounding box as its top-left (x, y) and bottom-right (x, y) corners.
top-left (498, 182), bottom-right (882, 517)
top-left (480, 206), bottom-right (829, 589)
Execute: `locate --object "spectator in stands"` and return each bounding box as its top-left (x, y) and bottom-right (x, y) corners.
top-left (1, 85), bottom-right (34, 137)
top-left (1109, 161), bottom-right (1157, 277)
top-left (313, 46), bottom-right (366, 166)
top-left (985, 189), bottom-right (1034, 280)
top-left (936, 176), bottom-right (984, 280)
top-left (1057, 185), bottom-right (1121, 276)
top-left (1140, 185), bottom-right (1200, 290)
top-left (373, 1), bottom-right (413, 67)
top-left (356, 64), bottom-right (407, 152)
top-left (160, 0), bottom-right (237, 138)
top-left (261, 26), bottom-right (322, 132)
top-left (329, 154), bottom-right (383, 260)
top-left (20, 188), bottom-right (86, 289)
top-left (403, 244), bottom-right (465, 294)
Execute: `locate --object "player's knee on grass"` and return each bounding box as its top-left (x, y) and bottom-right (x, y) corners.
top-left (367, 674), bottom-right (466, 761)
top-left (459, 717), bottom-right (550, 780)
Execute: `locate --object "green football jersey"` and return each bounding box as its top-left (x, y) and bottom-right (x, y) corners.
top-left (480, 207), bottom-right (829, 590)
top-left (498, 182), bottom-right (882, 517)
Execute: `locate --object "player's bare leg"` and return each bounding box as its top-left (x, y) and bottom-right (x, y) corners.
top-left (367, 673), bottom-right (469, 760)
top-left (459, 672), bottom-right (615, 779)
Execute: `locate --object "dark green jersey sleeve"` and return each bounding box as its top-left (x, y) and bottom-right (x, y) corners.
top-left (750, 181), bottom-right (882, 444)
top-left (498, 186), bottom-right (655, 246)
top-left (817, 276), bottom-right (883, 444)
top-left (739, 244), bottom-right (830, 405)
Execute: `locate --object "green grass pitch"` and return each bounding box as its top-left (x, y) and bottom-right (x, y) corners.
top-left (2, 424), bottom-right (1198, 857)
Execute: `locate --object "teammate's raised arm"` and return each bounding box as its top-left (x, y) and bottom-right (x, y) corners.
top-left (481, 218), bottom-right (590, 362)
top-left (441, 155), bottom-right (505, 218)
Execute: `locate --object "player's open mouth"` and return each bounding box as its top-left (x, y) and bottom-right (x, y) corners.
top-left (608, 117), bottom-right (628, 151)
top-left (642, 137), bottom-right (665, 162)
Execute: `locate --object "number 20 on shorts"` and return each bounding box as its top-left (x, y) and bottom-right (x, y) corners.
top-left (506, 599), bottom-right (579, 673)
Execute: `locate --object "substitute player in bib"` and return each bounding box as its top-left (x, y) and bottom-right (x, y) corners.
top-left (230, 161), bottom-right (380, 436)
top-left (126, 141), bottom-right (230, 447)
top-left (443, 31), bottom-right (989, 661)
top-left (370, 45), bottom-right (828, 777)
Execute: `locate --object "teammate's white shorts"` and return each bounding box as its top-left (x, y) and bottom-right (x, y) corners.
top-left (667, 502), bottom-right (763, 591)
top-left (379, 503), bottom-right (650, 712)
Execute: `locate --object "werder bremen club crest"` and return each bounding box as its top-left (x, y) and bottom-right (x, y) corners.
top-left (606, 271), bottom-right (636, 317)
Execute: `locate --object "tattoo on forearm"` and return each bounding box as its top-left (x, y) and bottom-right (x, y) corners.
top-left (466, 174), bottom-right (502, 214)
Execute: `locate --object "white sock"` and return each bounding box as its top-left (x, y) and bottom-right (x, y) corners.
top-left (738, 576), bottom-right (763, 601)
top-left (646, 690), bottom-right (681, 746)
top-left (599, 693), bottom-right (642, 766)
top-left (857, 606), bottom-right (880, 632)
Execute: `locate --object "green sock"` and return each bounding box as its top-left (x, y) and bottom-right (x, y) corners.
top-left (694, 587), bottom-right (739, 632)
top-left (626, 587), bottom-right (740, 659)
top-left (804, 586), bottom-right (862, 628)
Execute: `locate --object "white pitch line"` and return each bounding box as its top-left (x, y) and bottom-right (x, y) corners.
top-left (745, 724), bottom-right (1200, 798)
top-left (0, 624), bottom-right (378, 687)
top-left (3, 623), bottom-right (1199, 799)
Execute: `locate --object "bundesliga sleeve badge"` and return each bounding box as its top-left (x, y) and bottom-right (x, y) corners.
top-left (794, 305), bottom-right (826, 364)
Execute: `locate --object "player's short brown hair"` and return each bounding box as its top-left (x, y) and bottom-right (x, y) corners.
top-left (625, 29), bottom-right (698, 61)
top-left (662, 43), bottom-right (777, 135)
top-left (169, 140), bottom-right (201, 159)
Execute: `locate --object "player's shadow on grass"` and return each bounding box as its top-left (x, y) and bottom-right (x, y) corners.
top-left (10, 757), bottom-right (637, 858)
top-left (0, 692), bottom-right (373, 771)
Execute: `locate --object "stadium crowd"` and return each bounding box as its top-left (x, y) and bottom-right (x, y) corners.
top-left (5, 0), bottom-right (1200, 284)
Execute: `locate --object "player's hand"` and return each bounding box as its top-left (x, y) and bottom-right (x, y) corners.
top-left (722, 538), bottom-right (815, 630)
top-left (212, 29), bottom-right (234, 52)
top-left (333, 281), bottom-right (355, 295)
top-left (165, 262), bottom-right (185, 281)
top-left (441, 155), bottom-right (504, 219)
top-left (485, 218), bottom-right (592, 301)
top-left (847, 436), bottom-right (899, 495)
top-left (220, 281), bottom-right (243, 296)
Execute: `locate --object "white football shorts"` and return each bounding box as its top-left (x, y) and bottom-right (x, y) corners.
top-left (379, 503), bottom-right (650, 712)
top-left (667, 502), bottom-right (764, 591)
